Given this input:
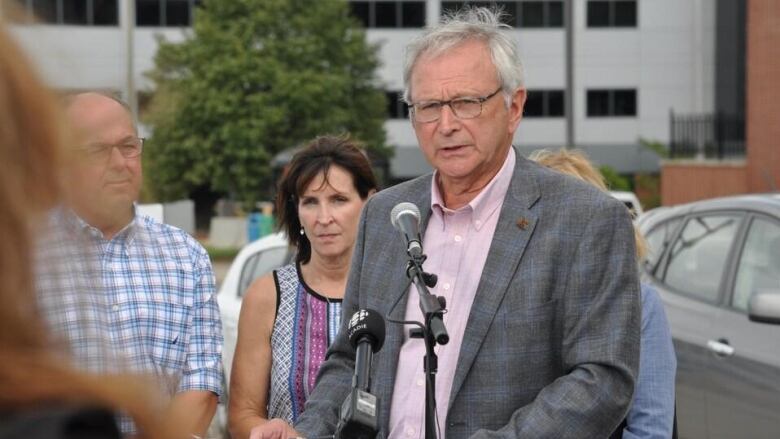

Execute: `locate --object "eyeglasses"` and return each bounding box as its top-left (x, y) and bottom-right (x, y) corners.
top-left (81, 137), bottom-right (145, 161)
top-left (409, 87), bottom-right (503, 123)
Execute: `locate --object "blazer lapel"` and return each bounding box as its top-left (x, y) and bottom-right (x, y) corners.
top-left (448, 154), bottom-right (541, 408)
top-left (372, 176), bottom-right (433, 435)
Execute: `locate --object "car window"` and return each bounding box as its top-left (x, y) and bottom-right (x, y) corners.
top-left (731, 217), bottom-right (780, 312)
top-left (644, 217), bottom-right (682, 270)
top-left (623, 201), bottom-right (638, 219)
top-left (238, 246), bottom-right (291, 297)
top-left (662, 215), bottom-right (740, 302)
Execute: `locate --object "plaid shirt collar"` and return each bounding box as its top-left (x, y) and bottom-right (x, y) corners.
top-left (57, 205), bottom-right (140, 246)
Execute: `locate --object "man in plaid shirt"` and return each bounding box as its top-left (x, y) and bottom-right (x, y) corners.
top-left (53, 92), bottom-right (223, 437)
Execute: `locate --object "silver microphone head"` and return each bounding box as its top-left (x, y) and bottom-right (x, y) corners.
top-left (390, 202), bottom-right (420, 229)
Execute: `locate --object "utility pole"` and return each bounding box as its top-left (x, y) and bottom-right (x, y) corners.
top-left (123, 0), bottom-right (138, 122)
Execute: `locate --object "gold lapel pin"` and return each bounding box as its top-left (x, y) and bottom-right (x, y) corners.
top-left (516, 217), bottom-right (529, 230)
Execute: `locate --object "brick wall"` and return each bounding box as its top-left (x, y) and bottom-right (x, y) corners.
top-left (746, 0), bottom-right (780, 193)
top-left (660, 0), bottom-right (779, 205)
top-left (661, 161), bottom-right (748, 206)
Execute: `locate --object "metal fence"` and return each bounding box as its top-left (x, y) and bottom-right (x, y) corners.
top-left (669, 111), bottom-right (745, 159)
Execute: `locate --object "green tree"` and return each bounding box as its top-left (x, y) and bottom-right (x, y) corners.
top-left (599, 165), bottom-right (632, 191)
top-left (144, 0), bottom-right (390, 209)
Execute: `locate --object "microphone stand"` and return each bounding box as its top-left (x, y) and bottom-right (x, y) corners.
top-left (406, 253), bottom-right (449, 439)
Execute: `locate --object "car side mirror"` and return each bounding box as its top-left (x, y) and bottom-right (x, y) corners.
top-left (748, 291), bottom-right (780, 325)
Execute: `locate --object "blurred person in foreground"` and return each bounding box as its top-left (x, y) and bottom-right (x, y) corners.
top-left (228, 136), bottom-right (378, 439)
top-left (0, 20), bottom-right (179, 439)
top-left (530, 148), bottom-right (677, 439)
top-left (55, 91), bottom-right (224, 437)
top-left (256, 6), bottom-right (640, 439)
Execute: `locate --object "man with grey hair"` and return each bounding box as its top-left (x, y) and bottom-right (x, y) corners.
top-left (256, 7), bottom-right (640, 439)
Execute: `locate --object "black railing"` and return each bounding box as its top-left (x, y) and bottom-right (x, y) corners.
top-left (669, 111), bottom-right (745, 159)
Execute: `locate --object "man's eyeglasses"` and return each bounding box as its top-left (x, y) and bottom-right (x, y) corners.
top-left (81, 137), bottom-right (145, 160)
top-left (409, 87), bottom-right (503, 123)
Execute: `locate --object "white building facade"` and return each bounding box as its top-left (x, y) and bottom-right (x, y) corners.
top-left (9, 0), bottom-right (719, 179)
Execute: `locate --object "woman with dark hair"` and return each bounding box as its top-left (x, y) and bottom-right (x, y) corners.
top-left (228, 135), bottom-right (378, 439)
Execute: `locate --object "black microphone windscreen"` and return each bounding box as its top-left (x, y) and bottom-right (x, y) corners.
top-left (346, 309), bottom-right (386, 353)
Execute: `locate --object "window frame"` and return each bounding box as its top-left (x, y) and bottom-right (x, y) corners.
top-left (19, 0), bottom-right (119, 26)
top-left (136, 0), bottom-right (199, 27)
top-left (586, 0), bottom-right (637, 28)
top-left (385, 90), bottom-right (409, 120)
top-left (654, 211), bottom-right (747, 306)
top-left (441, 1), bottom-right (564, 29)
top-left (643, 216), bottom-right (684, 276)
top-left (237, 245), bottom-right (294, 298)
top-left (523, 89), bottom-right (565, 118)
top-left (586, 88), bottom-right (637, 118)
top-left (726, 213), bottom-right (780, 313)
top-left (350, 0), bottom-right (427, 29)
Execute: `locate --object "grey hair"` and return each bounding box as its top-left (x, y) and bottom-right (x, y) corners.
top-left (402, 6), bottom-right (524, 108)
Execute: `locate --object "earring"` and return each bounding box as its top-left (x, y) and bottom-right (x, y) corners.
top-left (300, 228), bottom-right (305, 236)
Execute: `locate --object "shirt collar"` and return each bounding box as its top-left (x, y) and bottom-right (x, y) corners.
top-left (58, 205), bottom-right (139, 244)
top-left (430, 147), bottom-right (516, 230)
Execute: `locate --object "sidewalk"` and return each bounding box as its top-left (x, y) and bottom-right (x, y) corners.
top-left (212, 259), bottom-right (232, 289)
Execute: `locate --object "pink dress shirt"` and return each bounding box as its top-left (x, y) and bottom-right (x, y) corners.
top-left (388, 148), bottom-right (516, 439)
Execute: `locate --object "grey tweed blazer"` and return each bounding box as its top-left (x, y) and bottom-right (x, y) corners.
top-left (295, 150), bottom-right (641, 439)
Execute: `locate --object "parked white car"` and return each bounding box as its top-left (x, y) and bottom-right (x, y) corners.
top-left (217, 232), bottom-right (293, 382)
top-left (609, 190), bottom-right (644, 219)
top-left (211, 233), bottom-right (292, 437)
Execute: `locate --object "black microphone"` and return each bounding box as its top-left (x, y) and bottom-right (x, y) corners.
top-left (390, 202), bottom-right (423, 259)
top-left (334, 309), bottom-right (386, 439)
top-left (347, 309), bottom-right (386, 391)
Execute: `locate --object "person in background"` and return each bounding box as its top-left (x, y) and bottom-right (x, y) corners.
top-left (529, 148), bottom-right (677, 439)
top-left (228, 136), bottom-right (378, 439)
top-left (0, 19), bottom-right (178, 439)
top-left (58, 91), bottom-right (223, 437)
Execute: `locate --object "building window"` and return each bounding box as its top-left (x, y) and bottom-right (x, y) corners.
top-left (16, 0), bottom-right (118, 25)
top-left (166, 0), bottom-right (190, 26)
top-left (519, 1), bottom-right (562, 28)
top-left (93, 0), bottom-right (118, 25)
top-left (136, 0), bottom-right (160, 26)
top-left (386, 91), bottom-right (409, 119)
top-left (524, 89), bottom-right (564, 117)
top-left (349, 1), bottom-right (426, 28)
top-left (587, 89), bottom-right (637, 117)
top-left (31, 0), bottom-right (58, 23)
top-left (587, 0), bottom-right (637, 28)
top-left (137, 0), bottom-right (200, 27)
top-left (62, 0), bottom-right (88, 24)
top-left (441, 1), bottom-right (563, 28)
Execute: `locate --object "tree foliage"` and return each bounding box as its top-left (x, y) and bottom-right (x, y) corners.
top-left (599, 165), bottom-right (632, 192)
top-left (144, 0), bottom-right (390, 208)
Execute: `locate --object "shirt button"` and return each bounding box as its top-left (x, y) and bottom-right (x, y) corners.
top-left (112, 304), bottom-right (119, 311)
top-left (443, 283), bottom-right (450, 290)
top-left (454, 235), bottom-right (462, 242)
top-left (475, 220), bottom-right (482, 227)
top-left (406, 427), bottom-right (415, 436)
top-left (416, 378), bottom-right (424, 386)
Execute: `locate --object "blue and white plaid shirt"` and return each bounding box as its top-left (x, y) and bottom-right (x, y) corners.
top-left (38, 208), bottom-right (223, 434)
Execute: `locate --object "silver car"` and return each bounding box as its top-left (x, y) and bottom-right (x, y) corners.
top-left (637, 194), bottom-right (780, 438)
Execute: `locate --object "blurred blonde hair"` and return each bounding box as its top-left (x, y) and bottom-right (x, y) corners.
top-left (529, 148), bottom-right (648, 260)
top-left (0, 21), bottom-right (178, 439)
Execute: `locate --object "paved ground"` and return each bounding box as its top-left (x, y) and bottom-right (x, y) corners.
top-left (209, 260), bottom-right (234, 439)
top-left (212, 260), bottom-right (232, 289)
